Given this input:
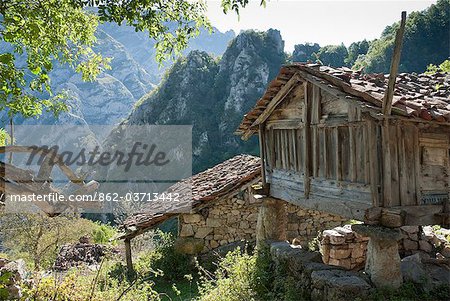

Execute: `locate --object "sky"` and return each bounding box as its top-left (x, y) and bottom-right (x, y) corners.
top-left (206, 0), bottom-right (436, 52)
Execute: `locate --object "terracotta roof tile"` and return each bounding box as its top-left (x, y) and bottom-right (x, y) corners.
top-left (236, 63), bottom-right (450, 137)
top-left (122, 154), bottom-right (261, 234)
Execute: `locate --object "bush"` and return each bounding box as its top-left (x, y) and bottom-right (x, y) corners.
top-left (134, 231), bottom-right (194, 282)
top-left (92, 222), bottom-right (118, 245)
top-left (0, 213), bottom-right (106, 270)
top-left (197, 246), bottom-right (277, 301)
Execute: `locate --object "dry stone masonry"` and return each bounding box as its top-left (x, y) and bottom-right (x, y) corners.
top-left (321, 224), bottom-right (450, 271)
top-left (321, 225), bottom-right (369, 270)
top-left (177, 196), bottom-right (347, 254)
top-left (176, 189), bottom-right (262, 253)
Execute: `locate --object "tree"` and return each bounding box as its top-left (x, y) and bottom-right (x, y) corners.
top-left (315, 44), bottom-right (348, 67)
top-left (292, 43), bottom-right (320, 62)
top-left (426, 59), bottom-right (450, 74)
top-left (345, 40), bottom-right (369, 67)
top-left (0, 0), bottom-right (265, 120)
top-left (353, 0), bottom-right (449, 73)
top-left (0, 213), bottom-right (103, 269)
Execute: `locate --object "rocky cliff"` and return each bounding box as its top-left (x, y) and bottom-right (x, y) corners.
top-left (7, 23), bottom-right (234, 127)
top-left (127, 29), bottom-right (286, 172)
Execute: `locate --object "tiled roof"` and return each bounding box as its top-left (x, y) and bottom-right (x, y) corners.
top-left (236, 63), bottom-right (450, 137)
top-left (122, 154), bottom-right (261, 236)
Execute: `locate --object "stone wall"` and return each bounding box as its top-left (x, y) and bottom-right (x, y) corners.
top-left (176, 190), bottom-right (348, 254)
top-left (320, 225), bottom-right (450, 271)
top-left (399, 226), bottom-right (450, 259)
top-left (321, 225), bottom-right (369, 270)
top-left (270, 242), bottom-right (372, 301)
top-left (177, 188), bottom-right (261, 253)
top-left (286, 204), bottom-right (347, 246)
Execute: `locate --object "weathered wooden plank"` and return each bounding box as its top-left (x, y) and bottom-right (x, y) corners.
top-left (312, 126), bottom-right (319, 178)
top-left (382, 11), bottom-right (407, 116)
top-left (258, 124), bottom-right (267, 186)
top-left (413, 127), bottom-right (422, 204)
top-left (290, 129), bottom-right (297, 171)
top-left (382, 119), bottom-right (393, 207)
top-left (390, 123), bottom-right (401, 206)
top-left (266, 120), bottom-right (302, 130)
top-left (335, 126), bottom-right (342, 181)
top-left (251, 73), bottom-right (302, 128)
top-left (311, 85), bottom-right (321, 124)
top-left (349, 124), bottom-right (356, 182)
top-left (318, 127), bottom-right (325, 178)
top-left (368, 120), bottom-right (380, 207)
top-left (421, 165), bottom-right (448, 191)
top-left (323, 127), bottom-right (329, 179)
top-left (398, 124), bottom-right (409, 206)
top-left (303, 82), bottom-right (312, 197)
top-left (275, 130), bottom-right (281, 169)
top-left (297, 129), bottom-right (303, 172)
top-left (281, 130), bottom-right (288, 169)
top-left (404, 125), bottom-right (417, 206)
top-left (269, 127), bottom-right (275, 169)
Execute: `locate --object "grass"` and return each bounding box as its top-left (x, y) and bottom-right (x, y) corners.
top-left (154, 278), bottom-right (199, 301)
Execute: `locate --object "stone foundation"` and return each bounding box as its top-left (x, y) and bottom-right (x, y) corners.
top-left (320, 225), bottom-right (450, 271)
top-left (176, 189), bottom-right (347, 254)
top-left (271, 242), bottom-right (372, 301)
top-left (321, 225), bottom-right (369, 270)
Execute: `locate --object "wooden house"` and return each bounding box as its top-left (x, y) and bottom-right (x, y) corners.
top-left (236, 63), bottom-right (450, 227)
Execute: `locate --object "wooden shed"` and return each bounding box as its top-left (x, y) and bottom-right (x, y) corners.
top-left (236, 63), bottom-right (450, 227)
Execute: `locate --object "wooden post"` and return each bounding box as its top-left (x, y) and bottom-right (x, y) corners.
top-left (382, 11), bottom-right (407, 116)
top-left (258, 124), bottom-right (267, 187)
top-left (124, 238), bottom-right (134, 276)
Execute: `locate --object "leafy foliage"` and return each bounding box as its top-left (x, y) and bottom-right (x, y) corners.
top-left (22, 265), bottom-right (160, 301)
top-left (345, 40), bottom-right (370, 67)
top-left (0, 214), bottom-right (115, 269)
top-left (0, 0), bottom-right (107, 118)
top-left (134, 231), bottom-right (194, 282)
top-left (426, 59), bottom-right (450, 74)
top-left (0, 0), bottom-right (261, 120)
top-left (292, 43), bottom-right (321, 63)
top-left (354, 0), bottom-right (450, 73)
top-left (315, 43), bottom-right (349, 67)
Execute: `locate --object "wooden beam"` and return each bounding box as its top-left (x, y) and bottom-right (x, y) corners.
top-left (250, 73), bottom-right (302, 128)
top-left (258, 124), bottom-right (267, 187)
top-left (382, 11), bottom-right (407, 116)
top-left (303, 82), bottom-right (312, 198)
top-left (124, 238), bottom-right (134, 276)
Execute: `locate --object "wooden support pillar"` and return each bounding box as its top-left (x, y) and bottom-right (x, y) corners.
top-left (256, 197), bottom-right (287, 246)
top-left (124, 238), bottom-right (134, 276)
top-left (353, 224), bottom-right (403, 289)
top-left (258, 123), bottom-right (267, 187)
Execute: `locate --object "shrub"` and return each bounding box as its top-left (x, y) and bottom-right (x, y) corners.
top-left (197, 248), bottom-right (258, 301)
top-left (134, 230), bottom-right (194, 282)
top-left (92, 222), bottom-right (118, 245)
top-left (0, 213), bottom-right (104, 270)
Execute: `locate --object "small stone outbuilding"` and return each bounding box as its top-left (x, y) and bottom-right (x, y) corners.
top-left (121, 154), bottom-right (346, 256)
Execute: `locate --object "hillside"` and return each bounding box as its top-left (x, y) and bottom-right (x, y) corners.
top-left (292, 0), bottom-right (449, 73)
top-left (126, 30), bottom-right (286, 173)
top-left (6, 23), bottom-right (235, 127)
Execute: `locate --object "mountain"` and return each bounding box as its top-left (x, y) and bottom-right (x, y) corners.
top-left (126, 29), bottom-right (286, 173)
top-left (7, 23), bottom-right (235, 127)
